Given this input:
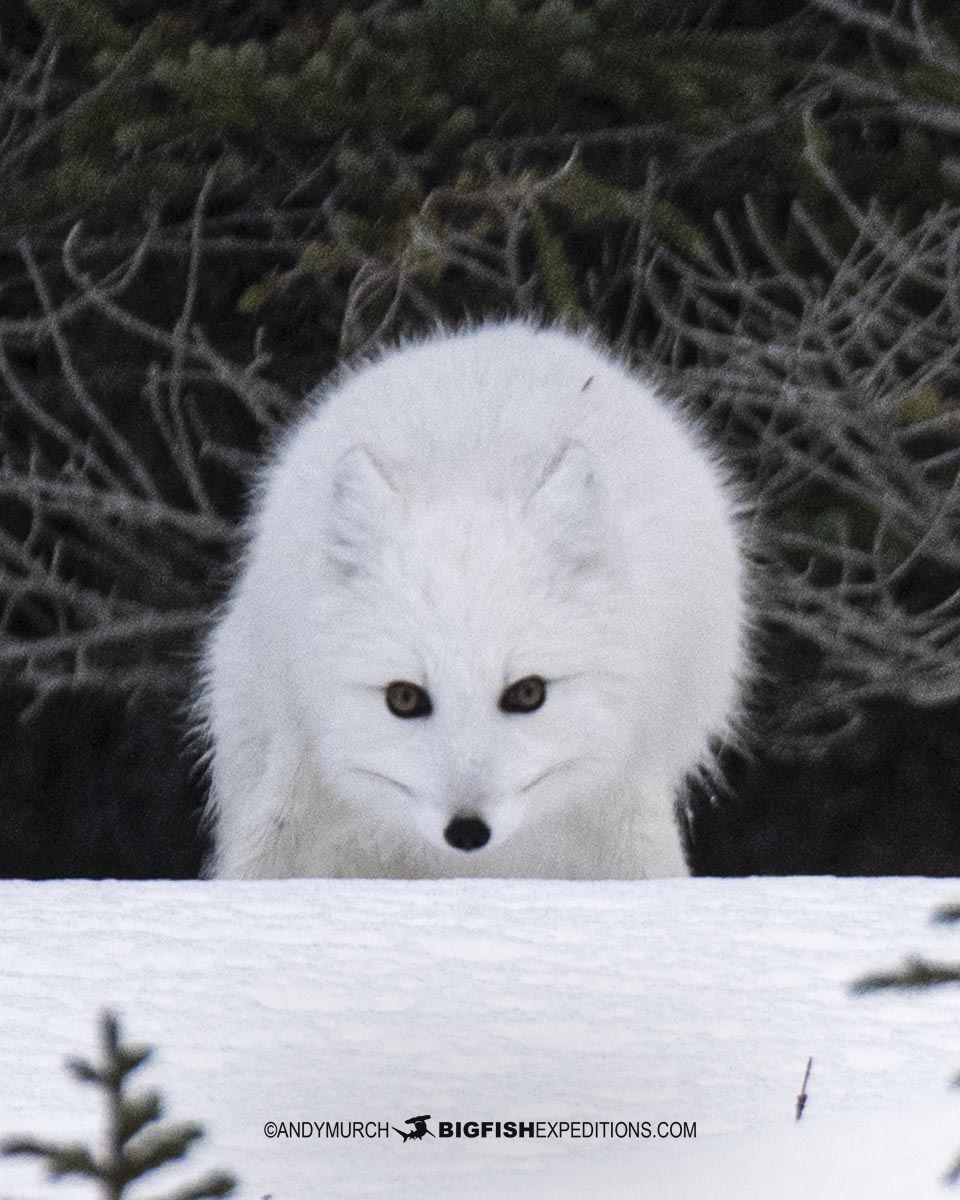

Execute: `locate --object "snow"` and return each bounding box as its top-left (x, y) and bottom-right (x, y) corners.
top-left (2, 877), bottom-right (960, 1198)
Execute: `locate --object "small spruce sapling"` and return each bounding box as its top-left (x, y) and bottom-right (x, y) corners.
top-left (852, 903), bottom-right (960, 1185)
top-left (1, 1010), bottom-right (235, 1200)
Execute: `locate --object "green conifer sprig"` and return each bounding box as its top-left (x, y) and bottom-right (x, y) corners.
top-left (853, 904), bottom-right (960, 1185)
top-left (2, 1011), bottom-right (235, 1200)
top-left (851, 956), bottom-right (960, 993)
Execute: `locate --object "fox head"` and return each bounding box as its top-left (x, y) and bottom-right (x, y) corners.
top-left (293, 437), bottom-right (645, 861)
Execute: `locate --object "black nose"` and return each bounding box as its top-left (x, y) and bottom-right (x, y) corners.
top-left (444, 816), bottom-right (491, 851)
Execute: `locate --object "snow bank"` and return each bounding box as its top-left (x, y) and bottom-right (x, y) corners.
top-left (2, 877), bottom-right (959, 1198)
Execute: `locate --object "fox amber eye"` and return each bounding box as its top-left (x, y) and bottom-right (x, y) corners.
top-left (385, 681), bottom-right (432, 718)
top-left (500, 675), bottom-right (546, 714)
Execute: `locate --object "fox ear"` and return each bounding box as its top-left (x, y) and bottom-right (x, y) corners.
top-left (326, 445), bottom-right (399, 577)
top-left (524, 439), bottom-right (605, 574)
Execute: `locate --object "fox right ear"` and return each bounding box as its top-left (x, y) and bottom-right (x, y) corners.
top-left (524, 439), bottom-right (606, 575)
top-left (326, 445), bottom-right (399, 577)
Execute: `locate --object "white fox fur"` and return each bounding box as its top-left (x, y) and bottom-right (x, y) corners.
top-left (202, 320), bottom-right (747, 879)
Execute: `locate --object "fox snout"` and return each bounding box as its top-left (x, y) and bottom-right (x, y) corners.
top-left (444, 815), bottom-right (491, 851)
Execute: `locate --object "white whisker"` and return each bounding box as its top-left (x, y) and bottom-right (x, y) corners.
top-left (351, 768), bottom-right (414, 797)
top-left (520, 758), bottom-right (584, 793)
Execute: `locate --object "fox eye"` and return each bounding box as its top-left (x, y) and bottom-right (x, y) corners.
top-left (500, 675), bottom-right (546, 714)
top-left (385, 680), bottom-right (432, 718)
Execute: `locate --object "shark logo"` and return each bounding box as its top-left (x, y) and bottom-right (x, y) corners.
top-left (393, 1114), bottom-right (434, 1143)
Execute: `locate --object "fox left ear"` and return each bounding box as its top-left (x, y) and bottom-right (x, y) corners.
top-left (326, 444), bottom-right (399, 577)
top-left (524, 439), bottom-right (605, 574)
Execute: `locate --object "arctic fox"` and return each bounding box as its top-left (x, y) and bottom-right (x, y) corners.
top-left (202, 321), bottom-right (746, 879)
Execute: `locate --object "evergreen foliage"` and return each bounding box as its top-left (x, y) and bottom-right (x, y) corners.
top-left (852, 902), bottom-right (960, 1184)
top-left (5, 0), bottom-right (960, 355)
top-left (2, 1011), bottom-right (236, 1199)
top-left (3, 0), bottom-right (960, 325)
top-left (852, 955), bottom-right (960, 992)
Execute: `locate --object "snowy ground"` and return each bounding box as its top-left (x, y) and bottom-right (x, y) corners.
top-left (2, 877), bottom-right (960, 1199)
